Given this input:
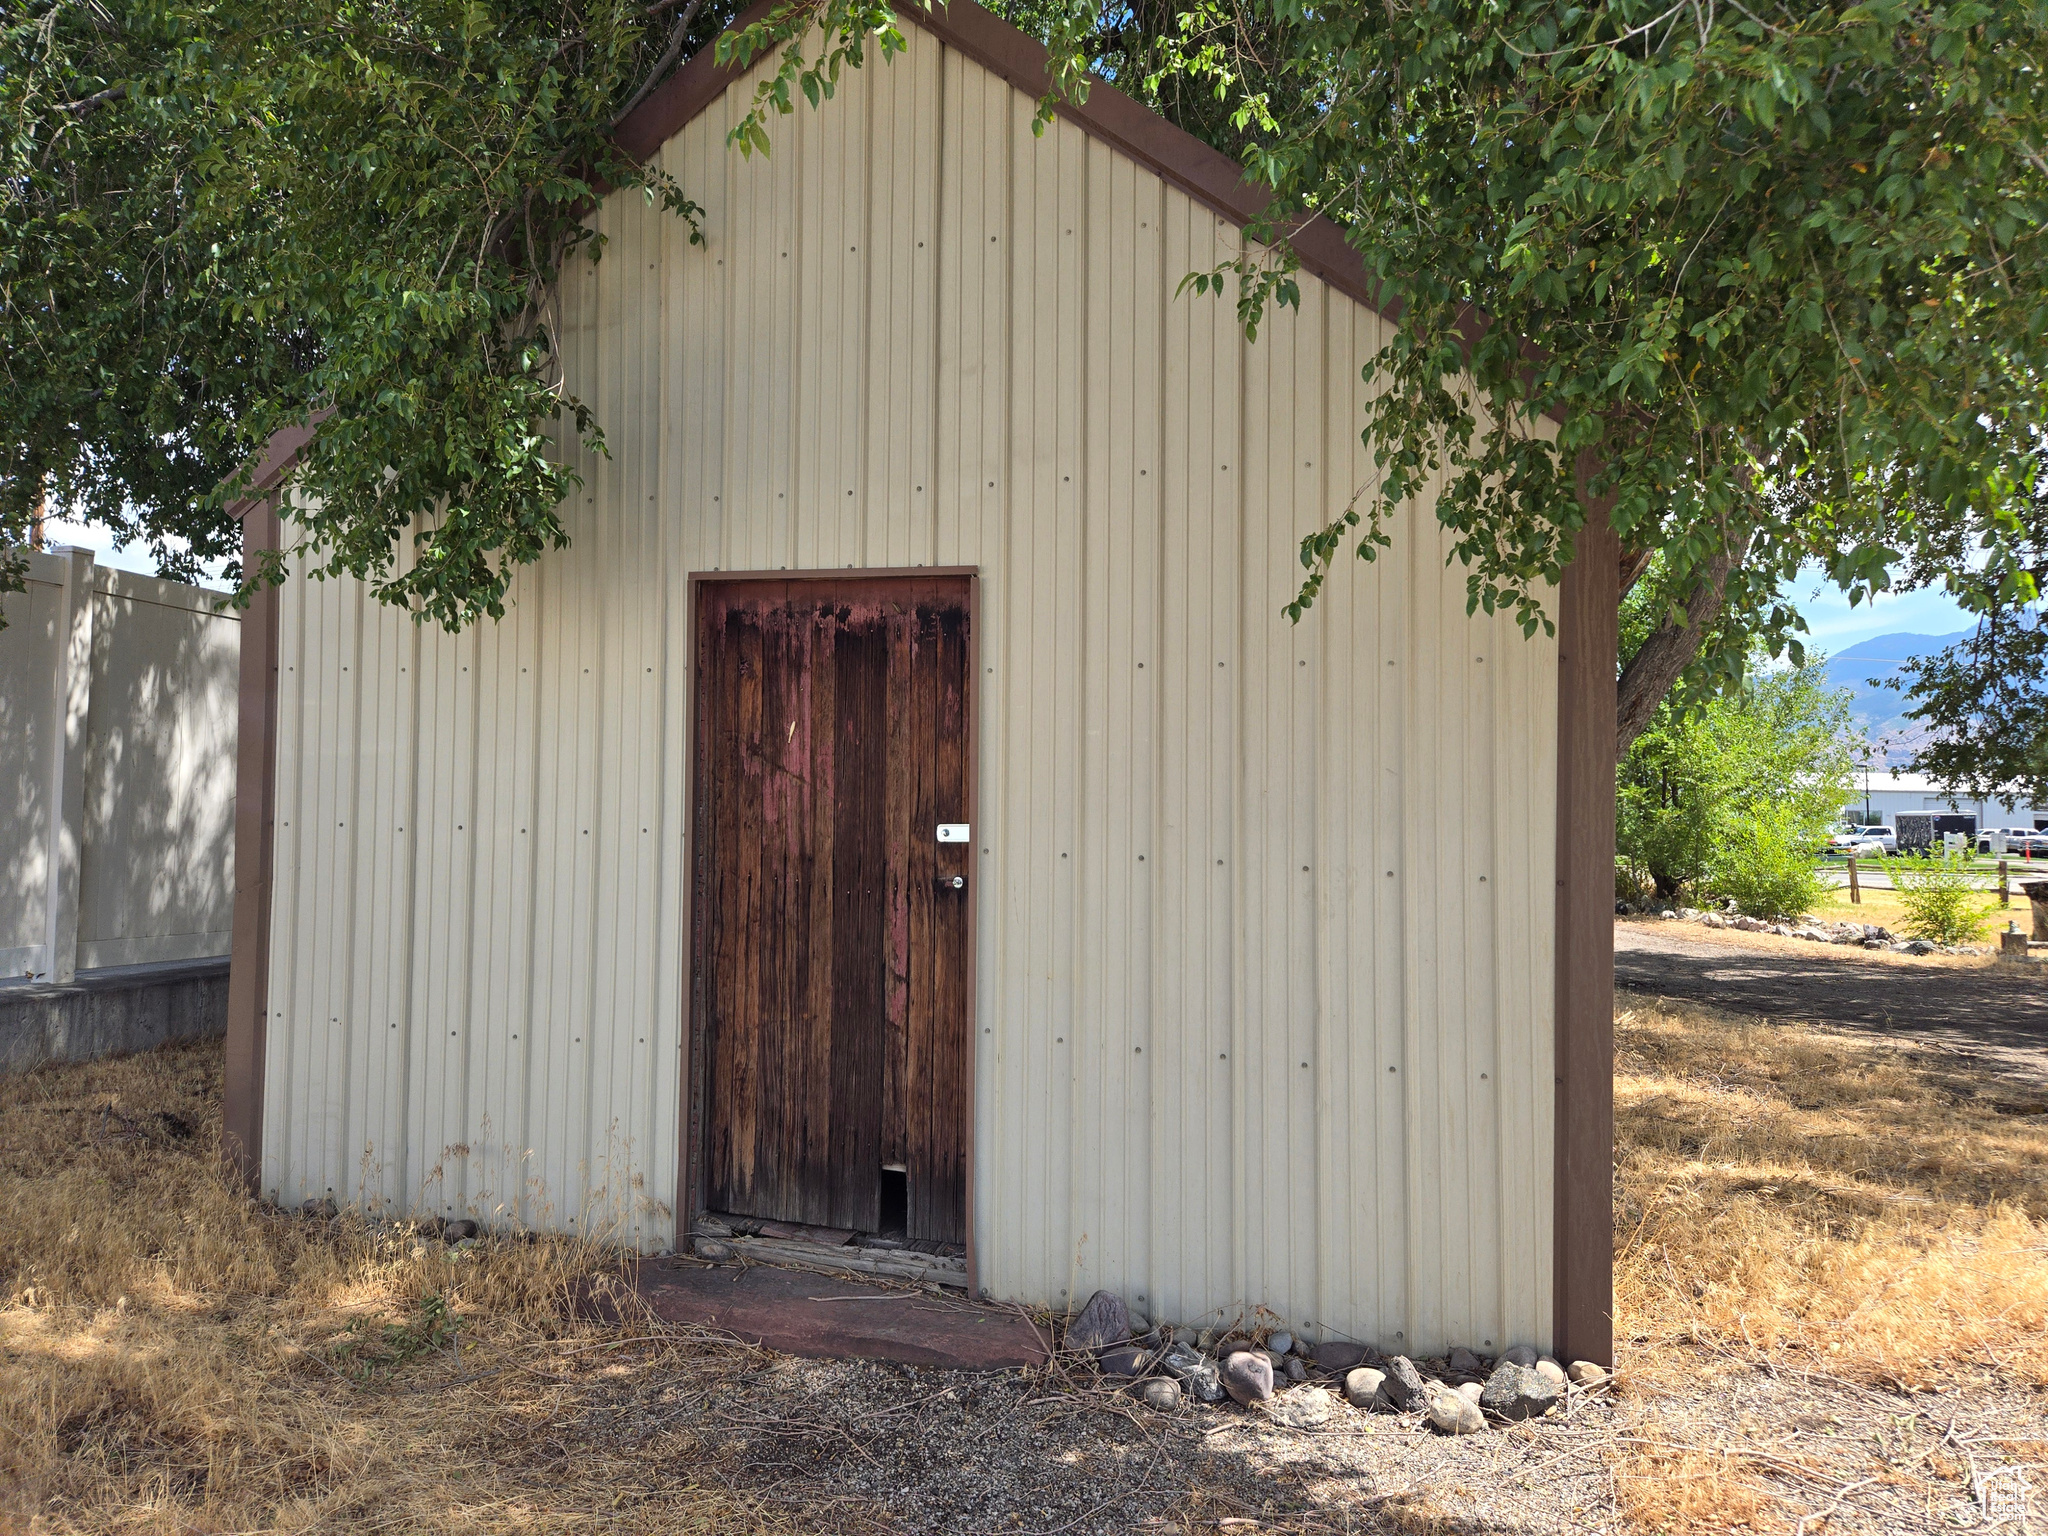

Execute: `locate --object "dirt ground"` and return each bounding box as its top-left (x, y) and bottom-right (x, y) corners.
top-left (1616, 917), bottom-right (2048, 1084)
top-left (4, 995), bottom-right (2046, 1535)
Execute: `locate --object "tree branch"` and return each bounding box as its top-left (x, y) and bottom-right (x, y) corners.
top-left (610, 0), bottom-right (707, 130)
top-left (1616, 538), bottom-right (1745, 757)
top-left (55, 82), bottom-right (128, 115)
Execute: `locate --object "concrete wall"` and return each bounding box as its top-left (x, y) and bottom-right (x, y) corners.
top-left (1, 549), bottom-right (239, 984)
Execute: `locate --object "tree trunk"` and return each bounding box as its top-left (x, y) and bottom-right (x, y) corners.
top-left (1615, 541), bottom-right (1743, 758)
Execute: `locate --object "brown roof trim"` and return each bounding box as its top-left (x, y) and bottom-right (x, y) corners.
top-left (222, 417), bottom-right (324, 524)
top-left (1550, 468), bottom-right (1619, 1369)
top-left (612, 0), bottom-right (1400, 325)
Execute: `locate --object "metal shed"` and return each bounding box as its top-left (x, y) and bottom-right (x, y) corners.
top-left (222, 0), bottom-right (1618, 1365)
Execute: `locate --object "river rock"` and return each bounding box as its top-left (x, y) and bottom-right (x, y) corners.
top-left (1567, 1360), bottom-right (1611, 1387)
top-left (1139, 1378), bottom-right (1180, 1412)
top-left (1221, 1349), bottom-right (1274, 1405)
top-left (1283, 1356), bottom-right (1308, 1383)
top-left (1343, 1367), bottom-right (1387, 1408)
top-left (1446, 1346), bottom-right (1486, 1378)
top-left (1098, 1344), bottom-right (1150, 1377)
top-left (1427, 1388), bottom-right (1485, 1435)
top-left (1379, 1355), bottom-right (1428, 1410)
top-left (1316, 1341), bottom-right (1370, 1374)
top-left (1264, 1386), bottom-right (1334, 1428)
top-left (1480, 1361), bottom-right (1561, 1421)
top-left (1499, 1344), bottom-right (1538, 1368)
top-left (1069, 1290), bottom-right (1131, 1355)
top-left (1159, 1344), bottom-right (1224, 1403)
top-left (1267, 1331), bottom-right (1294, 1357)
top-left (1534, 1357), bottom-right (1567, 1388)
top-left (692, 1236), bottom-right (733, 1261)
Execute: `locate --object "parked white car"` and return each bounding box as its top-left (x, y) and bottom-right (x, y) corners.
top-left (1828, 825), bottom-right (1894, 857)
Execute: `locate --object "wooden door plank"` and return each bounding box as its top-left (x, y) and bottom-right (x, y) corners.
top-left (904, 604), bottom-right (940, 1240)
top-left (881, 607), bottom-right (913, 1171)
top-left (828, 612), bottom-right (886, 1230)
top-left (923, 603), bottom-right (971, 1245)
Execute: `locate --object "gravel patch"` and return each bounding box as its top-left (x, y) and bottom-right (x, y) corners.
top-left (465, 1322), bottom-right (2044, 1534)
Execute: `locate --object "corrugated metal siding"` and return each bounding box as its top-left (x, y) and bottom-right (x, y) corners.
top-left (262, 27), bottom-right (1559, 1351)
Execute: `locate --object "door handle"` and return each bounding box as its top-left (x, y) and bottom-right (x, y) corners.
top-left (937, 874), bottom-right (966, 891)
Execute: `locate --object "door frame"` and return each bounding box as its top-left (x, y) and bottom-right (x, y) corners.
top-left (679, 567), bottom-right (981, 1295)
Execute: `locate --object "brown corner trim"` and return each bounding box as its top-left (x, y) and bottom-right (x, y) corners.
top-left (1551, 487), bottom-right (1619, 1368)
top-left (221, 497), bottom-right (283, 1193)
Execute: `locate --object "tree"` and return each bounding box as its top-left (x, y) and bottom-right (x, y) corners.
top-left (7, 0), bottom-right (2045, 759)
top-left (1616, 651), bottom-right (1855, 917)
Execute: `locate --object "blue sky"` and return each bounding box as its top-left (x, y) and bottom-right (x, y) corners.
top-left (43, 513), bottom-right (233, 590)
top-left (1782, 564), bottom-right (1975, 657)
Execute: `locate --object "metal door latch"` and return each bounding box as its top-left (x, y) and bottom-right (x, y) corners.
top-left (938, 874), bottom-right (966, 890)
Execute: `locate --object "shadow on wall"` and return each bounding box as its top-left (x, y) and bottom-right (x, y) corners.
top-left (76, 576), bottom-right (240, 968)
top-left (1, 578), bottom-right (60, 972)
top-left (0, 553), bottom-right (239, 982)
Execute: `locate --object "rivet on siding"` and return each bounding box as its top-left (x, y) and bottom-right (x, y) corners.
top-left (1302, 865), bottom-right (1309, 872)
top-left (1301, 1061), bottom-right (1308, 1068)
top-left (1057, 1036), bottom-right (1063, 1043)
top-left (1134, 1047), bottom-right (1142, 1054)
top-left (1386, 870), bottom-right (1394, 877)
top-left (1217, 859), bottom-right (1223, 865)
top-left (1219, 1053), bottom-right (1227, 1060)
top-left (1299, 660), bottom-right (1306, 666)
top-left (1137, 662), bottom-right (1144, 668)
top-left (1061, 852), bottom-right (1067, 858)
top-left (1477, 656), bottom-right (1484, 662)
top-left (1138, 855), bottom-right (1145, 861)
top-left (1389, 1066), bottom-right (1398, 1072)
top-left (390, 1023), bottom-right (396, 1029)
top-left (1481, 1073), bottom-right (1489, 1080)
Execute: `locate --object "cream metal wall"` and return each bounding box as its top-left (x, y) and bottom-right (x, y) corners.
top-left (2, 550), bottom-right (239, 981)
top-left (260, 27), bottom-right (1560, 1352)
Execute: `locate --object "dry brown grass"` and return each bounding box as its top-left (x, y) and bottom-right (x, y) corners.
top-left (1613, 996), bottom-right (2048, 1389)
top-left (6, 1005), bottom-right (2047, 1535)
top-left (0, 1041), bottom-right (770, 1535)
top-left (1609, 998), bottom-right (2048, 1534)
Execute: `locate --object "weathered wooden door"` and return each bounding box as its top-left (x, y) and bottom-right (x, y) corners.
top-left (693, 576), bottom-right (971, 1243)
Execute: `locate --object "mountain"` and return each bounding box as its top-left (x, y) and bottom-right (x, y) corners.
top-left (1817, 629), bottom-right (1975, 766)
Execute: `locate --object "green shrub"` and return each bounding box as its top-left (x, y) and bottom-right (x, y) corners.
top-left (1883, 854), bottom-right (1994, 944)
top-left (1704, 810), bottom-right (1826, 920)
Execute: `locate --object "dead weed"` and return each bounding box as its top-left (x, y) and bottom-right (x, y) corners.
top-left (1612, 998), bottom-right (2048, 1391)
top-left (5, 1002), bottom-right (2047, 1535)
